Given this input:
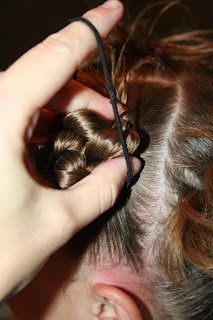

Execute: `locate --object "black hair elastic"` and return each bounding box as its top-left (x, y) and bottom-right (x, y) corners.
top-left (71, 17), bottom-right (133, 187)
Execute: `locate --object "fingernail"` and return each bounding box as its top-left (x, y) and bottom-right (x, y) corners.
top-left (101, 0), bottom-right (121, 9)
top-left (131, 158), bottom-right (142, 176)
top-left (117, 102), bottom-right (123, 113)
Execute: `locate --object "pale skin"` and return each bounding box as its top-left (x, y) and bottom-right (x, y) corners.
top-left (0, 0), bottom-right (143, 306)
top-left (10, 245), bottom-right (155, 320)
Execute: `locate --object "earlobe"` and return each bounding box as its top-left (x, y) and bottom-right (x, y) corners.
top-left (94, 284), bottom-right (143, 320)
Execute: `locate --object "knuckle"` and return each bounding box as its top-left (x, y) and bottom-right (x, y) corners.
top-left (84, 10), bottom-right (99, 23)
top-left (109, 182), bottom-right (118, 208)
top-left (42, 198), bottom-right (75, 241)
top-left (41, 32), bottom-right (73, 57)
top-left (99, 179), bottom-right (119, 213)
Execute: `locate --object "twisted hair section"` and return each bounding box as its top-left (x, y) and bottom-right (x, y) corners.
top-left (37, 109), bottom-right (139, 189)
top-left (103, 1), bottom-right (213, 282)
top-left (123, 60), bottom-right (213, 319)
top-left (162, 78), bottom-right (213, 279)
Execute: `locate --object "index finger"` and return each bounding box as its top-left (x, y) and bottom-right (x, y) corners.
top-left (1, 0), bottom-right (124, 131)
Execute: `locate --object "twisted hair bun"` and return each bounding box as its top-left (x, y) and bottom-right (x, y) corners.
top-left (38, 109), bottom-right (140, 189)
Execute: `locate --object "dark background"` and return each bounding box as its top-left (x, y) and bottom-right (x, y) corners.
top-left (1, 0), bottom-right (213, 70)
top-left (0, 1), bottom-right (212, 318)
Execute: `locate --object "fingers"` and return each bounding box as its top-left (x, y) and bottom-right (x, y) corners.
top-left (30, 80), bottom-right (123, 142)
top-left (45, 80), bottom-right (123, 118)
top-left (2, 1), bottom-right (124, 134)
top-left (47, 157), bottom-right (141, 239)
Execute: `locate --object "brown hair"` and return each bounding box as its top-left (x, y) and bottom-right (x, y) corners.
top-left (37, 110), bottom-right (139, 189)
top-left (35, 1), bottom-right (213, 319)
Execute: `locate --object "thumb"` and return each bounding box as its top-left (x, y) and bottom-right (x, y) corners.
top-left (56, 157), bottom-right (141, 231)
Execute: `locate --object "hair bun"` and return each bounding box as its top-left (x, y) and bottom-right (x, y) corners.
top-left (37, 109), bottom-right (140, 189)
top-left (52, 150), bottom-right (90, 189)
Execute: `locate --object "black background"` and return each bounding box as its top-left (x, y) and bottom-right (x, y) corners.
top-left (1, 0), bottom-right (213, 70)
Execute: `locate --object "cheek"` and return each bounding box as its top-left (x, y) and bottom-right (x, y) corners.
top-left (64, 281), bottom-right (95, 320)
top-left (8, 246), bottom-right (79, 320)
top-left (9, 245), bottom-right (94, 320)
top-left (9, 280), bottom-right (92, 320)
top-left (9, 278), bottom-right (72, 320)
top-left (39, 286), bottom-right (91, 320)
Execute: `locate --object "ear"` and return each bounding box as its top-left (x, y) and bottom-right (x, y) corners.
top-left (94, 284), bottom-right (143, 320)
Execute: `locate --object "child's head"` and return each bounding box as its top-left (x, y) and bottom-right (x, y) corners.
top-left (10, 2), bottom-right (213, 319)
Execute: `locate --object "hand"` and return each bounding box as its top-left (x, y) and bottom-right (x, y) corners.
top-left (0, 0), bottom-right (140, 302)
